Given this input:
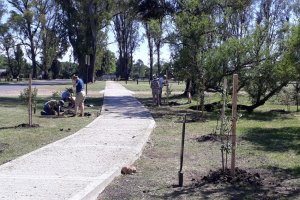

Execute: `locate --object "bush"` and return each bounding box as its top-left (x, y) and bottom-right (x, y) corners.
top-left (19, 87), bottom-right (38, 105)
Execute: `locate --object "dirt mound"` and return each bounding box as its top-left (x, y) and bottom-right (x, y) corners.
top-left (15, 123), bottom-right (40, 128)
top-left (200, 168), bottom-right (263, 186)
top-left (196, 133), bottom-right (224, 142)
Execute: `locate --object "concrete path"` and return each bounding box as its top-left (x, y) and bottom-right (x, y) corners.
top-left (0, 81), bottom-right (155, 200)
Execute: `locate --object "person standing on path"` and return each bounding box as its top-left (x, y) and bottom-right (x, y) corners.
top-left (72, 75), bottom-right (86, 116)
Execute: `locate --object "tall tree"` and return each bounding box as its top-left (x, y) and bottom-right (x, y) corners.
top-left (11, 43), bottom-right (25, 78)
top-left (0, 24), bottom-right (14, 75)
top-left (113, 0), bottom-right (141, 80)
top-left (56, 0), bottom-right (113, 83)
top-left (8, 0), bottom-right (43, 78)
top-left (38, 0), bottom-right (68, 79)
top-left (136, 0), bottom-right (174, 79)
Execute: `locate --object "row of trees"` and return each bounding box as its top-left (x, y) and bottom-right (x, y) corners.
top-left (0, 0), bottom-right (299, 111)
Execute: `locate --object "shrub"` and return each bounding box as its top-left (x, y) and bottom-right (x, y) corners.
top-left (19, 87), bottom-right (38, 105)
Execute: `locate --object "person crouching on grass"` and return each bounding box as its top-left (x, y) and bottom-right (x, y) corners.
top-left (72, 75), bottom-right (86, 117)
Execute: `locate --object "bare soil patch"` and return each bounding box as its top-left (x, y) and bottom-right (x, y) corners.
top-left (196, 133), bottom-right (224, 142)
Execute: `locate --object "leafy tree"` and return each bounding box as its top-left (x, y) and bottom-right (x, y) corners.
top-left (136, 0), bottom-right (174, 79)
top-left (130, 59), bottom-right (147, 79)
top-left (10, 44), bottom-right (24, 78)
top-left (39, 0), bottom-right (69, 79)
top-left (0, 24), bottom-right (14, 75)
top-left (8, 0), bottom-right (43, 79)
top-left (60, 61), bottom-right (78, 78)
top-left (113, 0), bottom-right (141, 80)
top-left (50, 58), bottom-right (60, 79)
top-left (56, 0), bottom-right (113, 83)
top-left (96, 49), bottom-right (116, 77)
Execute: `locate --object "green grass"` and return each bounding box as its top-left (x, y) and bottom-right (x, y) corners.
top-left (99, 82), bottom-right (300, 200)
top-left (0, 81), bottom-right (105, 165)
top-left (119, 80), bottom-right (186, 92)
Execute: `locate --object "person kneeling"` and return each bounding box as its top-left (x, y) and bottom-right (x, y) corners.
top-left (41, 100), bottom-right (64, 116)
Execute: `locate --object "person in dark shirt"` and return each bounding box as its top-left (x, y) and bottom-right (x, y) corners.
top-left (61, 88), bottom-right (75, 108)
top-left (72, 75), bottom-right (86, 116)
top-left (41, 100), bottom-right (64, 115)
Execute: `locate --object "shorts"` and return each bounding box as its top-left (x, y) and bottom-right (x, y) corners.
top-left (75, 91), bottom-right (86, 106)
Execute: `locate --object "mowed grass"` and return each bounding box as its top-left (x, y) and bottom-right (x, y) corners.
top-left (0, 81), bottom-right (106, 165)
top-left (99, 81), bottom-right (300, 200)
top-left (119, 79), bottom-right (186, 93)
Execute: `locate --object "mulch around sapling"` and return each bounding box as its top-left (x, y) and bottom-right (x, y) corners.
top-left (196, 133), bottom-right (227, 142)
top-left (15, 123), bottom-right (40, 128)
top-left (197, 168), bottom-right (263, 187)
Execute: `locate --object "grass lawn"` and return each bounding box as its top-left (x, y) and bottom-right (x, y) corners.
top-left (0, 81), bottom-right (106, 165)
top-left (99, 81), bottom-right (300, 200)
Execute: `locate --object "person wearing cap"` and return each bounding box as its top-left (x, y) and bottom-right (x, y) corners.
top-left (72, 75), bottom-right (86, 116)
top-left (41, 100), bottom-right (64, 116)
top-left (150, 74), bottom-right (160, 106)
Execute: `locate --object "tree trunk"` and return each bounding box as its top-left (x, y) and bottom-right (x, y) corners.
top-left (242, 81), bottom-right (289, 112)
top-left (157, 41), bottom-right (161, 75)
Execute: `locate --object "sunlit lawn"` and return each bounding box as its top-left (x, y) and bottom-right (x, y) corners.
top-left (0, 81), bottom-right (106, 165)
top-left (121, 81), bottom-right (300, 174)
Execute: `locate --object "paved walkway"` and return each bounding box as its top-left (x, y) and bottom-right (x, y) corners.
top-left (0, 81), bottom-right (155, 200)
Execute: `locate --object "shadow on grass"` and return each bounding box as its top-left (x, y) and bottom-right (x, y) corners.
top-left (152, 184), bottom-right (270, 200)
top-left (137, 96), bottom-right (222, 122)
top-left (152, 180), bottom-right (300, 200)
top-left (152, 166), bottom-right (300, 200)
top-left (241, 127), bottom-right (300, 154)
top-left (268, 166), bottom-right (300, 179)
top-left (240, 110), bottom-right (294, 121)
top-left (0, 97), bottom-right (22, 107)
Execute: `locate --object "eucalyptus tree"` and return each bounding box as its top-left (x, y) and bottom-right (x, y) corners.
top-left (38, 0), bottom-right (68, 79)
top-left (172, 0), bottom-right (219, 112)
top-left (113, 0), bottom-right (141, 80)
top-left (0, 24), bottom-right (14, 73)
top-left (97, 49), bottom-right (116, 77)
top-left (136, 0), bottom-right (174, 79)
top-left (56, 0), bottom-right (113, 83)
top-left (239, 0), bottom-right (295, 111)
top-left (8, 0), bottom-right (43, 78)
top-left (11, 44), bottom-right (25, 78)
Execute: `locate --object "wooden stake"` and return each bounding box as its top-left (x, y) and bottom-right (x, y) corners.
top-left (28, 74), bottom-right (32, 126)
top-left (178, 114), bottom-right (186, 187)
top-left (231, 74), bottom-right (238, 176)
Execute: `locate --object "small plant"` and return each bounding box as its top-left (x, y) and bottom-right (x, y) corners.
top-left (19, 87), bottom-right (38, 105)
